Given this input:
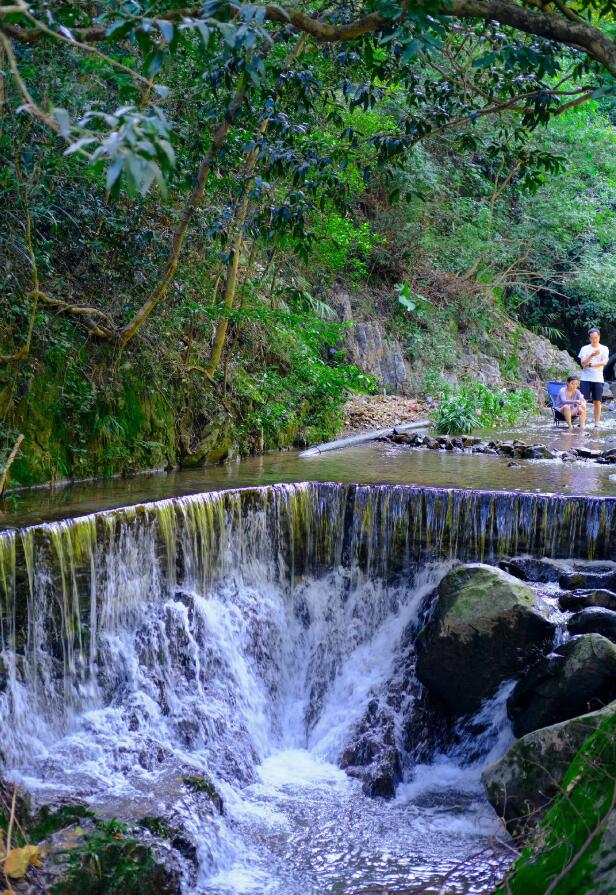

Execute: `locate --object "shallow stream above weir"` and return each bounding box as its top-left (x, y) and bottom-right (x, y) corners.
top-left (1, 439), bottom-right (614, 892)
top-left (4, 417), bottom-right (616, 530)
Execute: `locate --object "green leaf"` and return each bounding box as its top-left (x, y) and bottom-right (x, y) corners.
top-left (106, 156), bottom-right (124, 191)
top-left (53, 107), bottom-right (71, 138)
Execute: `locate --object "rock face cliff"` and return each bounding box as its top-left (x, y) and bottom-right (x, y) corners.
top-left (332, 286), bottom-right (576, 396)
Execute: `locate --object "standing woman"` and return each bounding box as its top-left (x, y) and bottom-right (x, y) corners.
top-left (579, 328), bottom-right (609, 428)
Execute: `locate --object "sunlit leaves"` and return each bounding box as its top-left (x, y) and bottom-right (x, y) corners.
top-left (63, 106), bottom-right (175, 196)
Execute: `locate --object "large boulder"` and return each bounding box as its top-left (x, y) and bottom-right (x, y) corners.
top-left (415, 564), bottom-right (555, 717)
top-left (482, 700), bottom-right (616, 833)
top-left (568, 607), bottom-right (616, 642)
top-left (508, 633), bottom-right (616, 737)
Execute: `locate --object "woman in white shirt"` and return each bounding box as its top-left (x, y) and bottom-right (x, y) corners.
top-left (579, 328), bottom-right (609, 428)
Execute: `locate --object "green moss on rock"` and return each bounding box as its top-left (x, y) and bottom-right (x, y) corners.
top-left (416, 564), bottom-right (555, 716)
top-left (492, 712), bottom-right (616, 895)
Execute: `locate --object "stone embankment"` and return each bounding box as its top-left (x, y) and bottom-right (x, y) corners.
top-left (383, 430), bottom-right (616, 464)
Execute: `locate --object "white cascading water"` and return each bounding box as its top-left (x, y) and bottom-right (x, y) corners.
top-left (0, 484), bottom-right (538, 893)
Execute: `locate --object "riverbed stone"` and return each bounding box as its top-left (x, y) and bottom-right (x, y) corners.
top-left (572, 447), bottom-right (603, 459)
top-left (498, 557), bottom-right (562, 584)
top-left (507, 633), bottom-right (616, 737)
top-left (415, 564), bottom-right (555, 717)
top-left (568, 607), bottom-right (616, 641)
top-left (521, 444), bottom-right (557, 460)
top-left (558, 568), bottom-right (616, 591)
top-left (559, 588), bottom-right (616, 611)
top-left (482, 700), bottom-right (616, 833)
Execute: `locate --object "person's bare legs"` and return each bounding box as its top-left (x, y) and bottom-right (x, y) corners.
top-left (593, 399), bottom-right (601, 427)
top-left (562, 405), bottom-right (573, 429)
top-left (579, 405), bottom-right (587, 429)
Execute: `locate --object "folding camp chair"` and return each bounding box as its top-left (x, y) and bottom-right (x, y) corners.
top-left (546, 381), bottom-right (566, 427)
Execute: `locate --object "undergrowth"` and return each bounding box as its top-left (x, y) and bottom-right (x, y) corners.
top-left (431, 383), bottom-right (539, 434)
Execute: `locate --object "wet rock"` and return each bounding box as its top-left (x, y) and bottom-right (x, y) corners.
top-left (558, 568), bottom-right (616, 591)
top-left (424, 436), bottom-right (440, 449)
top-left (561, 452), bottom-right (577, 462)
top-left (507, 461), bottom-right (521, 468)
top-left (389, 432), bottom-right (415, 445)
top-left (340, 697), bottom-right (402, 799)
top-left (461, 436), bottom-right (481, 448)
top-left (507, 634), bottom-right (616, 737)
top-left (181, 775), bottom-right (224, 814)
top-left (498, 557), bottom-right (562, 584)
top-left (139, 816), bottom-right (198, 864)
top-left (524, 444), bottom-right (558, 460)
top-left (415, 564), bottom-right (555, 717)
top-left (572, 447), bottom-right (603, 460)
top-left (559, 588), bottom-right (616, 611)
top-left (482, 700), bottom-right (616, 833)
top-left (498, 443), bottom-right (515, 457)
top-left (359, 750), bottom-right (401, 799)
top-left (568, 607), bottom-right (616, 642)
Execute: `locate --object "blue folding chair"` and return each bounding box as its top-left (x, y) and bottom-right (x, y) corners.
top-left (547, 381), bottom-right (566, 427)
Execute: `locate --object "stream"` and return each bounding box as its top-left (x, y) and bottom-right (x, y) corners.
top-left (1, 461), bottom-right (611, 892)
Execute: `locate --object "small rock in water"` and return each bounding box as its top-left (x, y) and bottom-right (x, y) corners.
top-left (568, 607), bottom-right (616, 642)
top-left (572, 447), bottom-right (602, 460)
top-left (498, 558), bottom-right (562, 584)
top-left (507, 461), bottom-right (521, 468)
top-left (558, 568), bottom-right (616, 591)
top-left (559, 589), bottom-right (616, 612)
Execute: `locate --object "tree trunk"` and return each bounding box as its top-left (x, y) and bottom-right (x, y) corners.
top-left (117, 80), bottom-right (247, 348)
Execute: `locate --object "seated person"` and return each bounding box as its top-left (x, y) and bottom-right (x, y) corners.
top-left (554, 376), bottom-right (587, 430)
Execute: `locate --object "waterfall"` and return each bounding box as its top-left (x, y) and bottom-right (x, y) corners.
top-left (0, 482), bottom-right (610, 892)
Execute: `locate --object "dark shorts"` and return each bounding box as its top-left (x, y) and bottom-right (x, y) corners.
top-left (580, 381), bottom-right (603, 402)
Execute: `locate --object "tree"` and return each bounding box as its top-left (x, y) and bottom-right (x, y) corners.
top-left (0, 0), bottom-right (614, 361)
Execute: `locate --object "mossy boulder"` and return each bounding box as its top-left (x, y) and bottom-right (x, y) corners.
top-left (415, 564), bottom-right (555, 716)
top-left (508, 633), bottom-right (616, 737)
top-left (491, 711), bottom-right (616, 895)
top-left (482, 700), bottom-right (616, 834)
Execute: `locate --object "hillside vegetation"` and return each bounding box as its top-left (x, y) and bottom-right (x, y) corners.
top-left (0, 1), bottom-right (615, 487)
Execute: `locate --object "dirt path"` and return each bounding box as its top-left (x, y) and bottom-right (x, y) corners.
top-left (341, 395), bottom-right (433, 434)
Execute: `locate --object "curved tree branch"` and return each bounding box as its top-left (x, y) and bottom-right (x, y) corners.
top-left (3, 2), bottom-right (615, 74)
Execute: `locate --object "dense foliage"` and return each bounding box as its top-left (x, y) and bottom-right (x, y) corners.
top-left (0, 0), bottom-right (615, 485)
top-left (495, 713), bottom-right (616, 895)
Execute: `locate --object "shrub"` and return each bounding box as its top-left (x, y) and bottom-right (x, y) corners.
top-left (432, 383), bottom-right (538, 434)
